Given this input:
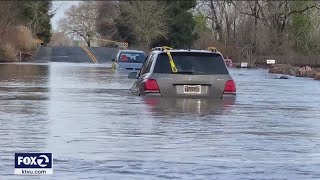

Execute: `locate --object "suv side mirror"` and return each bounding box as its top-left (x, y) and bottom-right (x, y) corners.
top-left (128, 72), bottom-right (138, 79)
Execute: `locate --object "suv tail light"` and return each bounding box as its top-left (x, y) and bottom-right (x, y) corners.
top-left (144, 79), bottom-right (160, 93)
top-left (224, 80), bottom-right (236, 94)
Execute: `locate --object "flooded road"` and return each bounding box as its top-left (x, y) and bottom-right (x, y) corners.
top-left (0, 62), bottom-right (320, 180)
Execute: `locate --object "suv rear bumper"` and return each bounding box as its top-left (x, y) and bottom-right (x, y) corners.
top-left (142, 92), bottom-right (236, 99)
top-left (222, 93), bottom-right (236, 99)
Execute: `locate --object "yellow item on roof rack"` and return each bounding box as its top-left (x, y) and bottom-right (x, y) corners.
top-left (151, 46), bottom-right (173, 51)
top-left (162, 46), bottom-right (173, 50)
top-left (207, 47), bottom-right (218, 52)
top-left (162, 46), bottom-right (177, 73)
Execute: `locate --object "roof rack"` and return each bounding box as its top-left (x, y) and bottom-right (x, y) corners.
top-left (151, 46), bottom-right (173, 51)
top-left (207, 47), bottom-right (219, 52)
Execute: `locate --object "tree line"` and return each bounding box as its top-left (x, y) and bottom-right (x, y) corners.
top-left (199, 0), bottom-right (320, 56)
top-left (0, 0), bottom-right (53, 61)
top-left (58, 1), bottom-right (198, 49)
top-left (60, 0), bottom-right (320, 57)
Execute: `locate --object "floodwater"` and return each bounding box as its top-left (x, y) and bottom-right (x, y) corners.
top-left (0, 62), bottom-right (320, 180)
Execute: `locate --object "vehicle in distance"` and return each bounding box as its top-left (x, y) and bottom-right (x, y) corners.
top-left (224, 58), bottom-right (233, 67)
top-left (128, 47), bottom-right (236, 98)
top-left (112, 50), bottom-right (147, 71)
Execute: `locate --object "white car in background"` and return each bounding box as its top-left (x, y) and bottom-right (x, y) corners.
top-left (112, 50), bottom-right (147, 71)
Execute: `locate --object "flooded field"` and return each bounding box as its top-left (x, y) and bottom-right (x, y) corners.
top-left (0, 62), bottom-right (320, 179)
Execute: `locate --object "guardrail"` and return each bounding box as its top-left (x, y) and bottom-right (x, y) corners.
top-left (253, 55), bottom-right (320, 67)
top-left (35, 39), bottom-right (43, 46)
top-left (93, 38), bottom-right (128, 49)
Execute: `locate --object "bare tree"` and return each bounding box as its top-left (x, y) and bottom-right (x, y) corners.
top-left (195, 0), bottom-right (319, 55)
top-left (238, 1), bottom-right (317, 43)
top-left (0, 1), bottom-right (21, 40)
top-left (120, 1), bottom-right (169, 48)
top-left (49, 32), bottom-right (72, 46)
top-left (95, 1), bottom-right (120, 40)
top-left (207, 0), bottom-right (224, 41)
top-left (58, 1), bottom-right (98, 47)
top-left (195, 0), bottom-right (238, 44)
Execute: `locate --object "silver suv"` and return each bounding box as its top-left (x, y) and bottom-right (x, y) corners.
top-left (128, 47), bottom-right (236, 99)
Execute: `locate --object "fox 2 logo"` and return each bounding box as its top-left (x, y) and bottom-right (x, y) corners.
top-left (15, 153), bottom-right (52, 168)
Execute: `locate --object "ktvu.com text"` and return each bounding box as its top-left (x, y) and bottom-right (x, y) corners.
top-left (14, 153), bottom-right (53, 175)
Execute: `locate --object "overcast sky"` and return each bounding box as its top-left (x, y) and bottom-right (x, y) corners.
top-left (51, 1), bottom-right (80, 31)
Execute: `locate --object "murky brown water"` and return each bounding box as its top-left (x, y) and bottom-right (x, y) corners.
top-left (0, 62), bottom-right (320, 180)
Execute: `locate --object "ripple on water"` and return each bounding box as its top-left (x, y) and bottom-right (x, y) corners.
top-left (0, 64), bottom-right (319, 179)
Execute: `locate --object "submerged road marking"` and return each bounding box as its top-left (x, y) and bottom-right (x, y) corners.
top-left (84, 47), bottom-right (98, 63)
top-left (82, 47), bottom-right (98, 63)
top-left (81, 46), bottom-right (99, 64)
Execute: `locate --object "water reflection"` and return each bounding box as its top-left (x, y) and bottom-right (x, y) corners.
top-left (0, 64), bottom-right (320, 179)
top-left (0, 63), bottom-right (48, 82)
top-left (143, 97), bottom-right (236, 117)
top-left (0, 63), bottom-right (50, 177)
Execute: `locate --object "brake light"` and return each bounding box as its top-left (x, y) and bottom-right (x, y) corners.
top-left (144, 79), bottom-right (160, 93)
top-left (224, 80), bottom-right (236, 94)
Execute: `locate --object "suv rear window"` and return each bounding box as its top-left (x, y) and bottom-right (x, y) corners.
top-left (119, 52), bottom-right (146, 63)
top-left (153, 52), bottom-right (229, 74)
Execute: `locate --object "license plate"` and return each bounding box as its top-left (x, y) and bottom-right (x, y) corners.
top-left (183, 85), bottom-right (201, 94)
